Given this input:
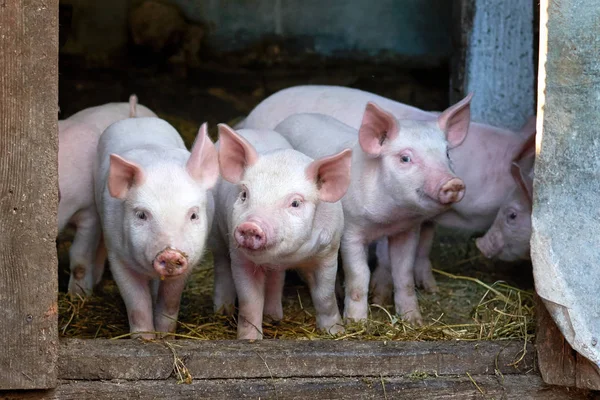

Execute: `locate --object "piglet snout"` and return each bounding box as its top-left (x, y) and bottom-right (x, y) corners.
top-left (153, 248), bottom-right (189, 277)
top-left (476, 233), bottom-right (503, 259)
top-left (235, 222), bottom-right (267, 250)
top-left (438, 178), bottom-right (465, 205)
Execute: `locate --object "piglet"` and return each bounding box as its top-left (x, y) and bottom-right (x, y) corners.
top-left (274, 98), bottom-right (469, 325)
top-left (58, 95), bottom-right (156, 296)
top-left (241, 85), bottom-right (534, 304)
top-left (94, 118), bottom-right (218, 339)
top-left (211, 125), bottom-right (351, 340)
top-left (476, 130), bottom-right (536, 260)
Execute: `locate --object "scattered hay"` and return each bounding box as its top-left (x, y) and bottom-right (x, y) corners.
top-left (58, 247), bottom-right (535, 342)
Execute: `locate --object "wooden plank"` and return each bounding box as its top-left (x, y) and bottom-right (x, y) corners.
top-left (449, 0), bottom-right (474, 104)
top-left (58, 339), bottom-right (534, 380)
top-left (449, 0), bottom-right (535, 129)
top-left (536, 296), bottom-right (600, 390)
top-left (531, 0), bottom-right (600, 390)
top-left (0, 0), bottom-right (59, 390)
top-left (0, 375), bottom-right (592, 400)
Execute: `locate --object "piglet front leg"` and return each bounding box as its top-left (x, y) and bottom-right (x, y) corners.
top-left (212, 233), bottom-right (237, 316)
top-left (389, 227), bottom-right (423, 326)
top-left (340, 230), bottom-right (370, 322)
top-left (263, 270), bottom-right (285, 322)
top-left (303, 255), bottom-right (344, 335)
top-left (109, 257), bottom-right (155, 339)
top-left (153, 276), bottom-right (188, 337)
top-left (231, 252), bottom-right (266, 340)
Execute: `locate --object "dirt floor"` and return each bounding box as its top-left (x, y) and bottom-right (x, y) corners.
top-left (57, 55), bottom-right (535, 341)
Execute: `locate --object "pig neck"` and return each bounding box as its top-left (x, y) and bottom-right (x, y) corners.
top-left (343, 145), bottom-right (424, 242)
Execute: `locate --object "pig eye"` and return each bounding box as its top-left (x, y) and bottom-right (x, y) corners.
top-left (240, 190), bottom-right (247, 202)
top-left (135, 210), bottom-right (147, 220)
top-left (506, 210), bottom-right (518, 223)
top-left (290, 199), bottom-right (302, 208)
top-left (400, 154), bottom-right (411, 163)
top-left (446, 150), bottom-right (450, 159)
top-left (190, 212), bottom-right (198, 221)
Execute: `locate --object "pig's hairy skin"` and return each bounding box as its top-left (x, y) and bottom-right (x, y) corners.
top-left (94, 117), bottom-right (216, 339)
top-left (210, 128), bottom-right (345, 340)
top-left (243, 85), bottom-right (530, 316)
top-left (274, 112), bottom-right (464, 325)
top-left (58, 100), bottom-right (156, 297)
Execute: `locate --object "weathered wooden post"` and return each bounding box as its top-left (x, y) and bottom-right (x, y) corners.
top-left (0, 0), bottom-right (59, 390)
top-left (532, 0), bottom-right (600, 389)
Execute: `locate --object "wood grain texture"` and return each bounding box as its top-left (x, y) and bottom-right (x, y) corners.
top-left (536, 296), bottom-right (600, 390)
top-left (0, 0), bottom-right (59, 390)
top-left (58, 339), bottom-right (534, 380)
top-left (1, 375), bottom-right (596, 400)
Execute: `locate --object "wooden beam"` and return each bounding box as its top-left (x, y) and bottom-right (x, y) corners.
top-left (0, 0), bottom-right (59, 390)
top-left (58, 339), bottom-right (534, 380)
top-left (536, 296), bottom-right (600, 390)
top-left (0, 375), bottom-right (592, 400)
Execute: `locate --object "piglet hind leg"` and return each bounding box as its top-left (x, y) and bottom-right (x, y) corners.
top-left (413, 222), bottom-right (439, 294)
top-left (263, 270), bottom-right (285, 322)
top-left (109, 257), bottom-right (155, 339)
top-left (92, 235), bottom-right (107, 286)
top-left (370, 238), bottom-right (394, 306)
top-left (231, 253), bottom-right (266, 340)
top-left (153, 276), bottom-right (188, 337)
top-left (212, 246), bottom-right (237, 316)
top-left (389, 227), bottom-right (423, 326)
top-left (341, 233), bottom-right (370, 322)
top-left (67, 209), bottom-right (102, 297)
top-left (302, 256), bottom-right (344, 335)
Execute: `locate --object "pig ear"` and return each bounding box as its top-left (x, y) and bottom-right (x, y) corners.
top-left (305, 148), bottom-right (353, 203)
top-left (128, 94), bottom-right (138, 118)
top-left (511, 161), bottom-right (533, 205)
top-left (187, 123), bottom-right (219, 189)
top-left (519, 115), bottom-right (537, 138)
top-left (358, 102), bottom-right (399, 156)
top-left (437, 92), bottom-right (473, 149)
top-left (513, 129), bottom-right (537, 163)
top-left (108, 154), bottom-right (145, 199)
top-left (217, 123), bottom-right (259, 184)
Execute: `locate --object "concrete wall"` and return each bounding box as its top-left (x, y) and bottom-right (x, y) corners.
top-left (59, 0), bottom-right (453, 63)
top-left (463, 0), bottom-right (535, 130)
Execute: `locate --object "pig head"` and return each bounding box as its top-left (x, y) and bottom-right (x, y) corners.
top-left (218, 124), bottom-right (352, 265)
top-left (476, 129), bottom-right (536, 261)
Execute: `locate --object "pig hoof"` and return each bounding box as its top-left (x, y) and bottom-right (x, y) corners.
top-left (401, 312), bottom-right (423, 327)
top-left (416, 278), bottom-right (439, 294)
top-left (326, 323), bottom-right (345, 336)
top-left (264, 315), bottom-right (282, 325)
top-left (131, 332), bottom-right (156, 341)
top-left (214, 303), bottom-right (236, 316)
